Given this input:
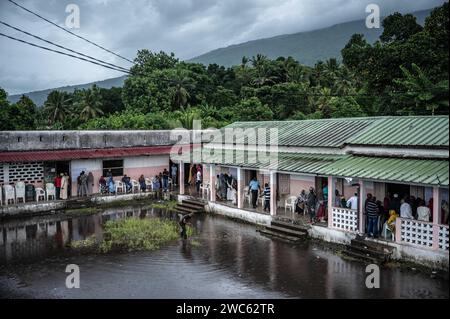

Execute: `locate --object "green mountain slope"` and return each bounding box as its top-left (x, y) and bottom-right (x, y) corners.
top-left (8, 75), bottom-right (127, 106)
top-left (189, 9), bottom-right (430, 67)
top-left (8, 8), bottom-right (431, 106)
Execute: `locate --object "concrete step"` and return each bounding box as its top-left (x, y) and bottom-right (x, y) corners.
top-left (179, 202), bottom-right (205, 211)
top-left (341, 249), bottom-right (380, 264)
top-left (175, 206), bottom-right (198, 214)
top-left (271, 220), bottom-right (309, 233)
top-left (265, 225), bottom-right (307, 238)
top-left (257, 228), bottom-right (302, 243)
top-left (182, 199), bottom-right (206, 209)
top-left (346, 245), bottom-right (390, 261)
top-left (351, 238), bottom-right (394, 254)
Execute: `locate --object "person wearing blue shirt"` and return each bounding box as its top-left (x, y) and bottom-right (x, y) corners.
top-left (248, 177), bottom-right (261, 209)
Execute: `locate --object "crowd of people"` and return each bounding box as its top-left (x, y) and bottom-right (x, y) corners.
top-left (97, 168), bottom-right (174, 198)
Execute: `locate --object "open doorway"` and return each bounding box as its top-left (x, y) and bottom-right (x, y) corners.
top-left (387, 183), bottom-right (410, 200)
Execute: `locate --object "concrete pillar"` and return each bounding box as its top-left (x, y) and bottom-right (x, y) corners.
top-left (270, 171), bottom-right (277, 216)
top-left (237, 168), bottom-right (244, 209)
top-left (359, 180), bottom-right (366, 233)
top-left (432, 186), bottom-right (441, 224)
top-left (179, 161), bottom-right (185, 195)
top-left (432, 186), bottom-right (441, 250)
top-left (328, 176), bottom-right (335, 229)
top-left (3, 163), bottom-right (9, 184)
top-left (209, 164), bottom-right (216, 202)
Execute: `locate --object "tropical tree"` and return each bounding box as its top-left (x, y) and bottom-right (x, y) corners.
top-left (393, 63), bottom-right (449, 115)
top-left (75, 85), bottom-right (104, 121)
top-left (43, 90), bottom-right (72, 125)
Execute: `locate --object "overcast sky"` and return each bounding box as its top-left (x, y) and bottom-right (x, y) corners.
top-left (0, 0), bottom-right (444, 95)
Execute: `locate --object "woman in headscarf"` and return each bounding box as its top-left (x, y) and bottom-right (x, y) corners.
top-left (60, 173), bottom-right (69, 200)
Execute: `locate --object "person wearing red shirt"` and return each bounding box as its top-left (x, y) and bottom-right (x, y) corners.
top-left (54, 175), bottom-right (62, 200)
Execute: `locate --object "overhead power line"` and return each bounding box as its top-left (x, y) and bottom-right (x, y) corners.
top-left (0, 20), bottom-right (130, 72)
top-left (0, 32), bottom-right (131, 74)
top-left (7, 0), bottom-right (134, 64)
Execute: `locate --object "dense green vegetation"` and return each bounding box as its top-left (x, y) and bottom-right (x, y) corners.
top-left (70, 217), bottom-right (194, 253)
top-left (1, 4), bottom-right (448, 131)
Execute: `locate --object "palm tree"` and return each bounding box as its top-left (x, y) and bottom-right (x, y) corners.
top-left (241, 56), bottom-right (249, 69)
top-left (75, 85), bottom-right (104, 121)
top-left (44, 91), bottom-right (72, 125)
top-left (395, 63), bottom-right (449, 115)
top-left (169, 69), bottom-right (194, 110)
top-left (176, 108), bottom-right (200, 129)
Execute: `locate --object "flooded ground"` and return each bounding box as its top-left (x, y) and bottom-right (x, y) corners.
top-left (0, 204), bottom-right (448, 299)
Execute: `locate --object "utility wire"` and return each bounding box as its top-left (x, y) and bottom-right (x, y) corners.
top-left (0, 20), bottom-right (130, 72)
top-left (0, 32), bottom-right (130, 74)
top-left (7, 0), bottom-right (134, 64)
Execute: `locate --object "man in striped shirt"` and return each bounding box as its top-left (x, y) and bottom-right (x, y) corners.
top-left (262, 183), bottom-right (270, 212)
top-left (366, 194), bottom-right (380, 238)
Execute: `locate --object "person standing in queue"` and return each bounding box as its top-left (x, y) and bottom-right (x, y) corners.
top-left (248, 177), bottom-right (261, 209)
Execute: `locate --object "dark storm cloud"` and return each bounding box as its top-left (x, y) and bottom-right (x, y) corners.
top-left (0, 0), bottom-right (444, 95)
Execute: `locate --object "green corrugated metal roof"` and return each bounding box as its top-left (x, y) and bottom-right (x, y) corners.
top-left (225, 116), bottom-right (449, 148)
top-left (224, 118), bottom-right (376, 148)
top-left (348, 116), bottom-right (449, 147)
top-left (195, 149), bottom-right (344, 175)
top-left (322, 156), bottom-right (449, 186)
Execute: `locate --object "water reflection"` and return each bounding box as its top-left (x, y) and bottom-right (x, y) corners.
top-left (0, 205), bottom-right (173, 264)
top-left (0, 205), bottom-right (448, 299)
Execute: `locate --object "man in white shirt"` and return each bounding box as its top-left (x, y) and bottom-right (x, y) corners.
top-left (400, 198), bottom-right (413, 219)
top-left (347, 193), bottom-right (358, 210)
top-left (417, 200), bottom-right (431, 222)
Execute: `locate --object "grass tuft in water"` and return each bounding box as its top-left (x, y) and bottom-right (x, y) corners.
top-left (100, 218), bottom-right (182, 253)
top-left (69, 217), bottom-right (195, 253)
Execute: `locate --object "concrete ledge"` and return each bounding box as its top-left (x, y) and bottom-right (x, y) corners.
top-left (0, 201), bottom-right (66, 217)
top-left (206, 201), bottom-right (272, 226)
top-left (309, 225), bottom-right (356, 245)
top-left (91, 192), bottom-right (154, 204)
top-left (0, 192), bottom-right (157, 218)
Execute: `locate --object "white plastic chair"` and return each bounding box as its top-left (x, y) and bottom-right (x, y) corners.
top-left (131, 179), bottom-right (140, 193)
top-left (4, 185), bottom-right (15, 205)
top-left (115, 181), bottom-right (124, 194)
top-left (244, 186), bottom-right (251, 205)
top-left (201, 183), bottom-right (210, 199)
top-left (383, 222), bottom-right (395, 241)
top-left (35, 187), bottom-right (45, 202)
top-left (15, 182), bottom-right (26, 203)
top-left (46, 183), bottom-right (56, 201)
top-left (145, 178), bottom-right (153, 190)
top-left (285, 196), bottom-right (297, 213)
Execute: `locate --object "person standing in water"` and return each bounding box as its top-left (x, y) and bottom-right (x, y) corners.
top-left (179, 214), bottom-right (193, 239)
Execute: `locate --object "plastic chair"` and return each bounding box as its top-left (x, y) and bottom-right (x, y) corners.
top-left (15, 182), bottom-right (26, 203)
top-left (130, 179), bottom-right (140, 193)
top-left (46, 183), bottom-right (56, 201)
top-left (4, 185), bottom-right (15, 205)
top-left (285, 196), bottom-right (297, 213)
top-left (201, 183), bottom-right (210, 200)
top-left (35, 187), bottom-right (45, 202)
top-left (244, 186), bottom-right (251, 205)
top-left (145, 178), bottom-right (153, 190)
top-left (115, 181), bottom-right (124, 194)
top-left (383, 222), bottom-right (395, 241)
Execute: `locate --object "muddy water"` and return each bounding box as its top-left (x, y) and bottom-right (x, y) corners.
top-left (0, 205), bottom-right (448, 299)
